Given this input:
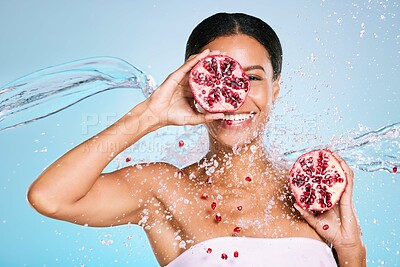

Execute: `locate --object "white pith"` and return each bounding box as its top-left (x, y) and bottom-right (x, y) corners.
top-left (222, 112), bottom-right (255, 121)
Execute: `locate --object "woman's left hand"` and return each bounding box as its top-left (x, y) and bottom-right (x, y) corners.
top-left (294, 152), bottom-right (366, 265)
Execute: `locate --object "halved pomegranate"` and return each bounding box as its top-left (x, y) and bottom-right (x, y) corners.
top-left (289, 150), bottom-right (347, 212)
top-left (189, 55), bottom-right (250, 113)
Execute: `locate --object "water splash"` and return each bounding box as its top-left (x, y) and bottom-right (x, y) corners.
top-left (1, 58), bottom-right (398, 174)
top-left (0, 57), bottom-right (156, 131)
top-left (282, 122), bottom-right (400, 173)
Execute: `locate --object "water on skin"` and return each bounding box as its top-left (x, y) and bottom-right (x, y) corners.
top-left (0, 57), bottom-right (398, 265)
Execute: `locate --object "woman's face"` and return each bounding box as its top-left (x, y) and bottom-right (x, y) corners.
top-left (199, 34), bottom-right (280, 148)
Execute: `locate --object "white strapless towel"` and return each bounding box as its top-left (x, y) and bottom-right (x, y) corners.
top-left (166, 236), bottom-right (337, 267)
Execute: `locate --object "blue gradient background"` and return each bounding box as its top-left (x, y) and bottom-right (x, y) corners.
top-left (0, 1), bottom-right (399, 266)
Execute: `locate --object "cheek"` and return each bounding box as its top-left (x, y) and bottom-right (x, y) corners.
top-left (248, 84), bottom-right (273, 111)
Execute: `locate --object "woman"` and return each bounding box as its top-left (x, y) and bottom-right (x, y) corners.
top-left (27, 13), bottom-right (366, 266)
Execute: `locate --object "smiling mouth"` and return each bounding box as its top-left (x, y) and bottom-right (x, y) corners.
top-left (222, 112), bottom-right (256, 122)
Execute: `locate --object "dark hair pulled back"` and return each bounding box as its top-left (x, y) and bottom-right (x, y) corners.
top-left (185, 13), bottom-right (283, 80)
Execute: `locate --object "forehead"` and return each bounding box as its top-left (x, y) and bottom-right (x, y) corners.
top-left (202, 34), bottom-right (272, 73)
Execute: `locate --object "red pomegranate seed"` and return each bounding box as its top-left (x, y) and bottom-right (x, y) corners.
top-left (226, 120), bottom-right (233, 125)
top-left (178, 140), bottom-right (184, 147)
top-left (206, 248), bottom-right (212, 254)
top-left (233, 227), bottom-right (241, 233)
top-left (221, 253), bottom-right (228, 260)
top-left (125, 157), bottom-right (131, 162)
top-left (393, 166), bottom-right (398, 173)
top-left (237, 206), bottom-right (243, 211)
top-left (201, 193), bottom-right (209, 200)
top-left (215, 213), bottom-right (222, 223)
top-left (189, 55), bottom-right (250, 113)
top-left (234, 251), bottom-right (239, 258)
top-left (322, 224), bottom-right (329, 230)
top-left (289, 149), bottom-right (347, 212)
top-left (206, 176), bottom-right (213, 184)
top-left (245, 176), bottom-right (252, 182)
top-left (211, 202), bottom-right (217, 210)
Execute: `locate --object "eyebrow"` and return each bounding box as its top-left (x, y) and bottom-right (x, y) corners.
top-left (243, 65), bottom-right (265, 72)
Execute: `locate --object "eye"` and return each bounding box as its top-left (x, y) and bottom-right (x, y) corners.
top-left (248, 75), bottom-right (262, 81)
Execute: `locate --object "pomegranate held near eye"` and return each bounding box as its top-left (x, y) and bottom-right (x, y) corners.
top-left (189, 55), bottom-right (250, 113)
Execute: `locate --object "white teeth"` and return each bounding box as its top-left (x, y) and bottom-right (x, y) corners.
top-left (223, 112), bottom-right (255, 121)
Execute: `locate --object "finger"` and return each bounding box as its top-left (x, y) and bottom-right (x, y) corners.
top-left (332, 152), bottom-right (354, 199)
top-left (331, 152), bottom-right (358, 229)
top-left (163, 49), bottom-right (211, 90)
top-left (186, 112), bottom-right (225, 125)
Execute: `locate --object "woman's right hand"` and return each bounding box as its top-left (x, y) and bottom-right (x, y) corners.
top-left (144, 49), bottom-right (225, 127)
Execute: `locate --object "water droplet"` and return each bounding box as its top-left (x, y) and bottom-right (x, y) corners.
top-left (309, 53), bottom-right (317, 62)
top-left (179, 240), bottom-right (186, 249)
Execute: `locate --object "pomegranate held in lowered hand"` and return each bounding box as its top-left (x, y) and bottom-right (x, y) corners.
top-left (289, 149), bottom-right (347, 212)
top-left (189, 55), bottom-right (250, 113)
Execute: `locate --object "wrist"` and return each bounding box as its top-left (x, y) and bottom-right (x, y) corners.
top-left (99, 101), bottom-right (163, 149)
top-left (138, 99), bottom-right (169, 129)
top-left (335, 243), bottom-right (366, 267)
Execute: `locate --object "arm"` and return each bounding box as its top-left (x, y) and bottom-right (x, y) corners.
top-left (27, 49), bottom-right (224, 227)
top-left (295, 153), bottom-right (366, 267)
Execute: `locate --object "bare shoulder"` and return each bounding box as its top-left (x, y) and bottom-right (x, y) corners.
top-left (116, 161), bottom-right (184, 193)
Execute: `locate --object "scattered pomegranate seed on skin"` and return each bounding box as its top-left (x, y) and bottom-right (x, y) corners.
top-left (201, 193), bottom-right (209, 200)
top-left (211, 202), bottom-right (217, 210)
top-left (234, 251), bottom-right (239, 258)
top-left (322, 224), bottom-right (329, 230)
top-left (178, 140), bottom-right (184, 147)
top-left (206, 176), bottom-right (212, 184)
top-left (233, 227), bottom-right (241, 233)
top-left (237, 206), bottom-right (243, 211)
top-left (393, 166), bottom-right (398, 173)
top-left (206, 248), bottom-right (212, 254)
top-left (221, 253), bottom-right (228, 260)
top-left (245, 176), bottom-right (252, 182)
top-left (125, 157), bottom-right (131, 162)
top-left (177, 170), bottom-right (183, 177)
top-left (215, 213), bottom-right (222, 223)
top-left (226, 120), bottom-right (233, 125)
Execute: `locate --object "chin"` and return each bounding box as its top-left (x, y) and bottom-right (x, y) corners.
top-left (205, 111), bottom-right (268, 150)
top-left (207, 125), bottom-right (264, 150)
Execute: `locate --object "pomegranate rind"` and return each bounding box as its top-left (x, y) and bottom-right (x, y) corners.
top-left (289, 149), bottom-right (348, 212)
top-left (189, 55), bottom-right (250, 113)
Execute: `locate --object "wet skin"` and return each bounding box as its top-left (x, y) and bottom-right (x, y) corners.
top-left (28, 34), bottom-right (365, 267)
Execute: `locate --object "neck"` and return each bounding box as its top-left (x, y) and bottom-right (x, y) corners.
top-left (199, 136), bottom-right (275, 189)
